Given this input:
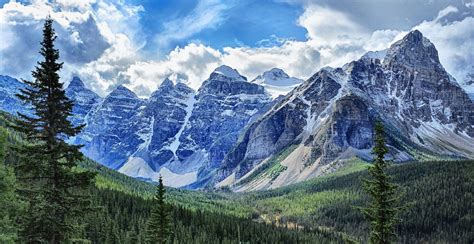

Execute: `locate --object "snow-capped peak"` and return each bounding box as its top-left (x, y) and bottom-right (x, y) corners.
top-left (251, 68), bottom-right (303, 98)
top-left (261, 68), bottom-right (290, 80)
top-left (65, 76), bottom-right (100, 103)
top-left (212, 65), bottom-right (246, 81)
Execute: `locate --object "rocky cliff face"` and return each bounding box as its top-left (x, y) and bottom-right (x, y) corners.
top-left (115, 66), bottom-right (271, 187)
top-left (117, 79), bottom-right (198, 186)
top-left (78, 85), bottom-right (144, 169)
top-left (65, 76), bottom-right (101, 126)
top-left (216, 30), bottom-right (474, 191)
top-left (0, 75), bottom-right (31, 116)
top-left (171, 66), bottom-right (272, 187)
top-left (66, 66), bottom-right (272, 187)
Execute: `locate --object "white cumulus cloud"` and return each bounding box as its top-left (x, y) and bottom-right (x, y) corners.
top-left (1, 1), bottom-right (472, 97)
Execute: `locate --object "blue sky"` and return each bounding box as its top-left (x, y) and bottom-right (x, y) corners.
top-left (135, 0), bottom-right (307, 53)
top-left (0, 0), bottom-right (473, 96)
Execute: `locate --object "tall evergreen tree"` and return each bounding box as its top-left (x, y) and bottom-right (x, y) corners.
top-left (361, 121), bottom-right (402, 244)
top-left (146, 176), bottom-right (172, 244)
top-left (14, 17), bottom-right (95, 243)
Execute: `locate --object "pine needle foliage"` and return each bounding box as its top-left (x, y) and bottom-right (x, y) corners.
top-left (13, 17), bottom-right (96, 243)
top-left (146, 176), bottom-right (172, 244)
top-left (361, 121), bottom-right (402, 244)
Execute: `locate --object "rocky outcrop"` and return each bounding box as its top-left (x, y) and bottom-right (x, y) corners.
top-left (79, 85), bottom-right (144, 169)
top-left (65, 76), bottom-right (101, 126)
top-left (0, 75), bottom-right (31, 116)
top-left (176, 66), bottom-right (272, 187)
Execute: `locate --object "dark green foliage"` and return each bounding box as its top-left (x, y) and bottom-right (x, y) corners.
top-left (244, 160), bottom-right (474, 243)
top-left (80, 187), bottom-right (344, 243)
top-left (0, 128), bottom-right (23, 243)
top-left (361, 121), bottom-right (402, 243)
top-left (146, 176), bottom-right (172, 243)
top-left (13, 17), bottom-right (95, 243)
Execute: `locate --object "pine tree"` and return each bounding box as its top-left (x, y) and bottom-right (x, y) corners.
top-left (361, 121), bottom-right (401, 244)
top-left (0, 128), bottom-right (23, 243)
top-left (14, 17), bottom-right (95, 243)
top-left (146, 176), bottom-right (172, 244)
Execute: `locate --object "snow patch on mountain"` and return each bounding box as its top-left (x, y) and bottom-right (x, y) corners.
top-left (119, 156), bottom-right (197, 187)
top-left (252, 68), bottom-right (303, 98)
top-left (213, 65), bottom-right (245, 81)
top-left (167, 91), bottom-right (196, 155)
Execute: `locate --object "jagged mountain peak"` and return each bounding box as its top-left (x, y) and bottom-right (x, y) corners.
top-left (383, 30), bottom-right (439, 68)
top-left (161, 77), bottom-right (174, 88)
top-left (68, 76), bottom-right (86, 89)
top-left (150, 78), bottom-right (194, 101)
top-left (108, 85), bottom-right (138, 99)
top-left (214, 30), bottom-right (474, 191)
top-left (65, 76), bottom-right (99, 99)
top-left (150, 78), bottom-right (175, 97)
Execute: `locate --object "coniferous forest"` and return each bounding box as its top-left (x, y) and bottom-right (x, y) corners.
top-left (0, 10), bottom-right (473, 244)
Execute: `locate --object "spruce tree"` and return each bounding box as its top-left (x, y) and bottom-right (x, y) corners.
top-left (361, 121), bottom-right (401, 244)
top-left (146, 176), bottom-right (172, 244)
top-left (14, 17), bottom-right (95, 243)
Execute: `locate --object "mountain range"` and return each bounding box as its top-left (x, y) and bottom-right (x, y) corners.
top-left (0, 30), bottom-right (472, 190)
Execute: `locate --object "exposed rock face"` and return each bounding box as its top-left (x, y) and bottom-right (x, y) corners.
top-left (0, 75), bottom-right (100, 122)
top-left (144, 79), bottom-right (195, 170)
top-left (0, 75), bottom-right (31, 116)
top-left (175, 66), bottom-right (272, 187)
top-left (104, 67), bottom-right (271, 187)
top-left (217, 30), bottom-right (474, 191)
top-left (79, 85), bottom-right (144, 169)
top-left (58, 67), bottom-right (272, 187)
top-left (65, 76), bottom-right (101, 126)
